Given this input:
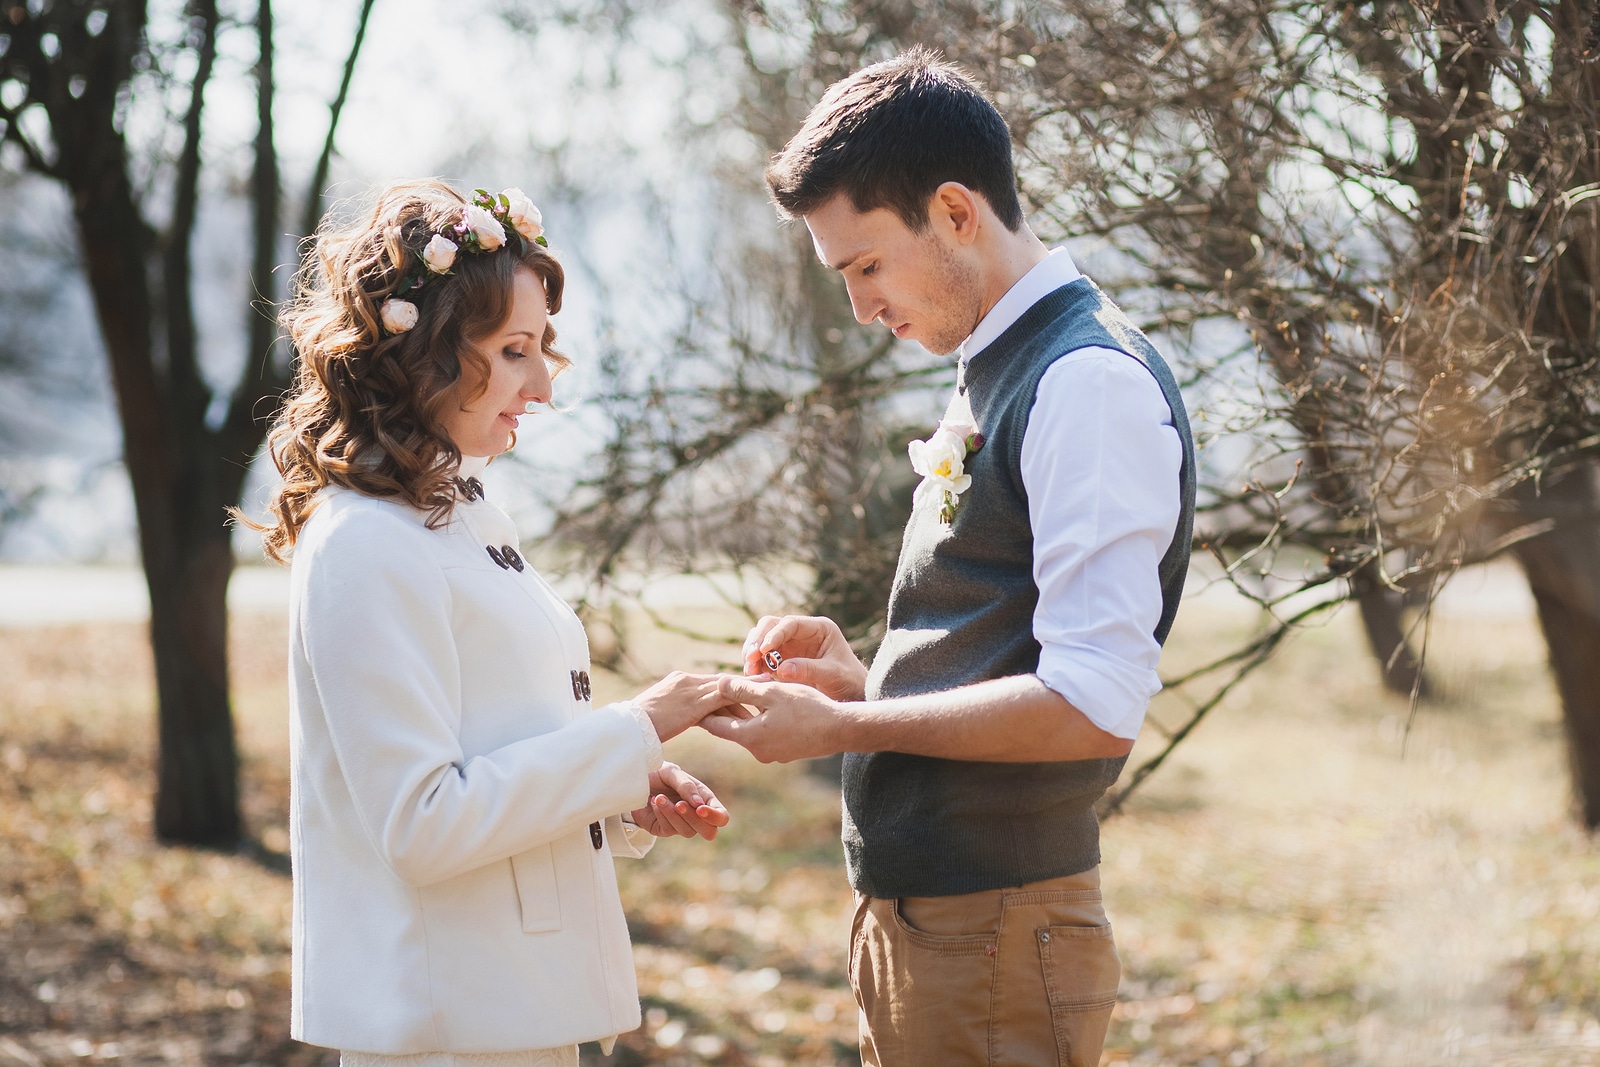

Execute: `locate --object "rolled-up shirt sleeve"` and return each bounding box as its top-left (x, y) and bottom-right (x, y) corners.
top-left (1021, 348), bottom-right (1183, 739)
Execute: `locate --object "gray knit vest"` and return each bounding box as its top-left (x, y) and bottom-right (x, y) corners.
top-left (844, 278), bottom-right (1197, 898)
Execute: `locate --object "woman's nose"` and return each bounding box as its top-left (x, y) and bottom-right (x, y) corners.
top-left (522, 355), bottom-right (554, 406)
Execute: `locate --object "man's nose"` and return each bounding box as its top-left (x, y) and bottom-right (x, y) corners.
top-left (845, 280), bottom-right (882, 326)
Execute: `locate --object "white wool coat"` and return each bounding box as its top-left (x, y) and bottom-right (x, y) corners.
top-left (287, 481), bottom-right (662, 1054)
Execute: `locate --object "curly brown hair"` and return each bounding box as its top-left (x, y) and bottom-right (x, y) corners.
top-left (248, 179), bottom-right (567, 562)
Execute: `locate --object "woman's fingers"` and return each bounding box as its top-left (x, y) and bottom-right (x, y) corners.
top-left (650, 793), bottom-right (700, 837)
top-left (673, 779), bottom-right (730, 828)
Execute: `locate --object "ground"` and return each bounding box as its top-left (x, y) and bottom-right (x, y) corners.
top-left (0, 566), bottom-right (1597, 1066)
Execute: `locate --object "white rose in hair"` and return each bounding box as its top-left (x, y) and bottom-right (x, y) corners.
top-left (502, 188), bottom-right (544, 242)
top-left (463, 204), bottom-right (506, 250)
top-left (380, 298), bottom-right (418, 333)
top-left (423, 234), bottom-right (458, 274)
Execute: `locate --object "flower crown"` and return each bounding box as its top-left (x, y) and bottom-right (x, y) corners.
top-left (378, 188), bottom-right (548, 334)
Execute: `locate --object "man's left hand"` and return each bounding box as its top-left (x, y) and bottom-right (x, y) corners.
top-left (699, 675), bottom-right (851, 764)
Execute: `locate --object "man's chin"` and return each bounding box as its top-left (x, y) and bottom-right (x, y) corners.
top-left (916, 331), bottom-right (963, 357)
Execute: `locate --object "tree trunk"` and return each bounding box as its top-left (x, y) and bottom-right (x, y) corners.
top-left (1511, 461), bottom-right (1600, 829)
top-left (1351, 561), bottom-right (1430, 699)
top-left (149, 528), bottom-right (240, 844)
top-left (75, 190), bottom-right (244, 845)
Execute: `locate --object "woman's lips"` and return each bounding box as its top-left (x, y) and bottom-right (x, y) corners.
top-left (498, 413), bottom-right (519, 429)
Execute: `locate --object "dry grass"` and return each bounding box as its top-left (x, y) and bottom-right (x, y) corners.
top-left (0, 573), bottom-right (1597, 1066)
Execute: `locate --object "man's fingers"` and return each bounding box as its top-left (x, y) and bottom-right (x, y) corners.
top-left (717, 674), bottom-right (776, 708)
top-left (742, 616), bottom-right (782, 674)
top-left (698, 713), bottom-right (745, 742)
top-left (759, 615), bottom-right (810, 660)
top-left (774, 656), bottom-right (833, 689)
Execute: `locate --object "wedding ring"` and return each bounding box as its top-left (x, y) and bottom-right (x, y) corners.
top-left (762, 650), bottom-right (783, 672)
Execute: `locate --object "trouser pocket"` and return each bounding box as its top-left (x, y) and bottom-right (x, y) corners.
top-left (852, 893), bottom-right (997, 1067)
top-left (1035, 904), bottom-right (1119, 1067)
top-left (985, 874), bottom-right (1118, 1067)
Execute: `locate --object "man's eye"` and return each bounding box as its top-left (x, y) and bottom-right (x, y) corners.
top-left (862, 263), bottom-right (877, 277)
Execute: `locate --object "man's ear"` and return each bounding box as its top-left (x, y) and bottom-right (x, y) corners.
top-left (928, 182), bottom-right (982, 246)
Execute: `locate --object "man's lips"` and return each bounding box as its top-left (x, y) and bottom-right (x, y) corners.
top-left (890, 321), bottom-right (911, 338)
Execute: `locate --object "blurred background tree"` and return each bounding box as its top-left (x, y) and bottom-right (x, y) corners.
top-left (5, 0), bottom-right (1599, 847)
top-left (514, 0), bottom-right (1600, 825)
top-left (0, 0), bottom-right (373, 845)
top-left (503, 5), bottom-right (941, 668)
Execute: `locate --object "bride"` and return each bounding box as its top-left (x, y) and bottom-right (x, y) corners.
top-left (247, 179), bottom-right (732, 1065)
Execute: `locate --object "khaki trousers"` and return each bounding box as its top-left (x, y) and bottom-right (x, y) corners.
top-left (850, 867), bottom-right (1119, 1067)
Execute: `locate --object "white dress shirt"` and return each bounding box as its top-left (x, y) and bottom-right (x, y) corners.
top-left (958, 248), bottom-right (1183, 740)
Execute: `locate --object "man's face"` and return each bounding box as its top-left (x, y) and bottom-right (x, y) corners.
top-left (804, 193), bottom-right (983, 356)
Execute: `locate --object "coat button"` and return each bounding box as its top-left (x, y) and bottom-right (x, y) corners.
top-left (589, 821), bottom-right (603, 849)
top-left (486, 545), bottom-right (509, 569)
top-left (500, 545), bottom-right (525, 572)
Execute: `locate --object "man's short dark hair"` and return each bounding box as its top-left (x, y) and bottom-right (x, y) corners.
top-left (765, 47), bottom-right (1024, 233)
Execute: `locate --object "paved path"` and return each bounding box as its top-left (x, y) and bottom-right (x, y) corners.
top-left (0, 566), bottom-right (290, 627)
top-left (0, 559), bottom-right (1536, 628)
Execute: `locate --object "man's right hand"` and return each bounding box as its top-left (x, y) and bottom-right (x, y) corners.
top-left (742, 615), bottom-right (869, 702)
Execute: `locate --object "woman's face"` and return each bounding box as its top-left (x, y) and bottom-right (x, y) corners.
top-left (441, 267), bottom-right (553, 458)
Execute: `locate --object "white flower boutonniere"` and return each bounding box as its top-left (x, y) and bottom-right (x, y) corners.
top-left (909, 415), bottom-right (985, 524)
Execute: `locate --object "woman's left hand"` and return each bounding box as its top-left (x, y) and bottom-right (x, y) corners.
top-left (630, 762), bottom-right (730, 840)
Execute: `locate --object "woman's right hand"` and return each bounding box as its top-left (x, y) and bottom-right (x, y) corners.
top-left (741, 615), bottom-right (869, 702)
top-left (634, 671), bottom-right (747, 743)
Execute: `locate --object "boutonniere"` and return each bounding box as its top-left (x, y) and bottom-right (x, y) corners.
top-left (908, 415), bottom-right (985, 524)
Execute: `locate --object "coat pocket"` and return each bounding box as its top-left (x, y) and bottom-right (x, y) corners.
top-left (510, 845), bottom-right (562, 933)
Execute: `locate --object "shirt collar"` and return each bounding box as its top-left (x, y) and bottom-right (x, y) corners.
top-left (958, 247), bottom-right (1084, 367)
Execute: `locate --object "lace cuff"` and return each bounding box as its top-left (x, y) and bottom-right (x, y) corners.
top-left (616, 699), bottom-right (664, 772)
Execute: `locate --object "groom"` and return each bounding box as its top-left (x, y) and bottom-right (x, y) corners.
top-left (702, 49), bottom-right (1196, 1067)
